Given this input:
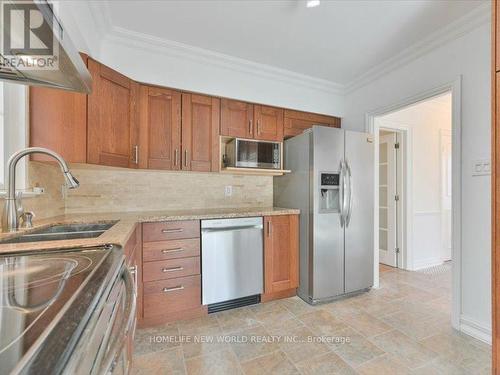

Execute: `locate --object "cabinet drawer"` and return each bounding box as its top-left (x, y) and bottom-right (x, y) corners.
top-left (143, 238), bottom-right (200, 262)
top-left (143, 220), bottom-right (200, 242)
top-left (142, 257), bottom-right (200, 282)
top-left (143, 275), bottom-right (201, 317)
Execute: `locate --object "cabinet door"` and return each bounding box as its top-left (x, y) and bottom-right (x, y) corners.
top-left (254, 105), bottom-right (284, 141)
top-left (138, 85), bottom-right (181, 170)
top-left (264, 215), bottom-right (299, 295)
top-left (182, 94), bottom-right (220, 172)
top-left (30, 86), bottom-right (87, 163)
top-left (87, 59), bottom-right (139, 168)
top-left (30, 53), bottom-right (88, 163)
top-left (284, 109), bottom-right (341, 139)
top-left (220, 98), bottom-right (253, 138)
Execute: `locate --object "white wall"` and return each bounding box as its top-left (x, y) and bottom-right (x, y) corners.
top-left (52, 2), bottom-right (99, 56)
top-left (344, 23), bottom-right (492, 339)
top-left (377, 94), bottom-right (452, 270)
top-left (55, 0), bottom-right (344, 117)
top-left (95, 35), bottom-right (344, 117)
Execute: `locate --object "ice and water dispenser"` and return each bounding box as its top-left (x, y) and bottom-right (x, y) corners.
top-left (319, 172), bottom-right (340, 212)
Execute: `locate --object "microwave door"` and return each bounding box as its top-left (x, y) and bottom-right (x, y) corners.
top-left (235, 140), bottom-right (281, 169)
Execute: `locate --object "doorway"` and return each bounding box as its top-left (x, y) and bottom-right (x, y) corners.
top-left (375, 92), bottom-right (452, 271)
top-left (378, 129), bottom-right (403, 268)
top-left (367, 81), bottom-right (460, 330)
top-left (379, 128), bottom-right (402, 268)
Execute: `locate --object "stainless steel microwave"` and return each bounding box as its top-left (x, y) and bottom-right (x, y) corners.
top-left (225, 139), bottom-right (281, 169)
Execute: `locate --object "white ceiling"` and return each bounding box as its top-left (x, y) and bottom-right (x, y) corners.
top-left (102, 0), bottom-right (486, 86)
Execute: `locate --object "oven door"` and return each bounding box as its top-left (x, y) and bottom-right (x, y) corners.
top-left (67, 264), bottom-right (136, 375)
top-left (98, 265), bottom-right (136, 375)
top-left (236, 139), bottom-right (281, 169)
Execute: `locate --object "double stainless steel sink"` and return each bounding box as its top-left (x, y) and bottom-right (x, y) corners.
top-left (0, 222), bottom-right (117, 244)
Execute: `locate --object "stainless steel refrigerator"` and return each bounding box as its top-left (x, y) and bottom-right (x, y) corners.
top-left (274, 126), bottom-right (374, 304)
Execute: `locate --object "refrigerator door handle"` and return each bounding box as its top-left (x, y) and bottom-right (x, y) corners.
top-left (339, 159), bottom-right (347, 227)
top-left (345, 159), bottom-right (354, 226)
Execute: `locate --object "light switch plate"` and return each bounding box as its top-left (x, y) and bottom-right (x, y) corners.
top-left (224, 185), bottom-right (233, 197)
top-left (472, 159), bottom-right (491, 176)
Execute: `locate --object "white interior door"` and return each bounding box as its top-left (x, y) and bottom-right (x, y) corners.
top-left (379, 133), bottom-right (397, 267)
top-left (440, 130), bottom-right (452, 261)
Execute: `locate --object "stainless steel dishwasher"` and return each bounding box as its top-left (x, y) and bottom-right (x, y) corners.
top-left (201, 217), bottom-right (263, 311)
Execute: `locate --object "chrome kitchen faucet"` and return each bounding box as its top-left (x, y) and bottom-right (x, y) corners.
top-left (2, 147), bottom-right (80, 232)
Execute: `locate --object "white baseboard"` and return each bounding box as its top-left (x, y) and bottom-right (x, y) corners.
top-left (411, 257), bottom-right (444, 271)
top-left (460, 316), bottom-right (492, 345)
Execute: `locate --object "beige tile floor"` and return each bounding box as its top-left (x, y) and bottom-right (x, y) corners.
top-left (132, 264), bottom-right (491, 374)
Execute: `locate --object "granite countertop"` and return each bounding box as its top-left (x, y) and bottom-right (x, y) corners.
top-left (0, 207), bottom-right (300, 254)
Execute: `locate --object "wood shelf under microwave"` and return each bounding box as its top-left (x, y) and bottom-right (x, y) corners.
top-left (219, 136), bottom-right (289, 176)
top-left (220, 167), bottom-right (291, 176)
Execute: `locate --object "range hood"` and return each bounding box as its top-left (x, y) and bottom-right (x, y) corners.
top-left (0, 0), bottom-right (92, 93)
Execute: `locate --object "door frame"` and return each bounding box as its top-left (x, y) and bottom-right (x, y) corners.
top-left (365, 77), bottom-right (462, 330)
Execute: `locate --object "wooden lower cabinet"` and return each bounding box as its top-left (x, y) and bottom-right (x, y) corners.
top-left (142, 257), bottom-right (200, 282)
top-left (138, 220), bottom-right (205, 327)
top-left (137, 215), bottom-right (299, 326)
top-left (262, 214), bottom-right (299, 301)
top-left (143, 275), bottom-right (202, 318)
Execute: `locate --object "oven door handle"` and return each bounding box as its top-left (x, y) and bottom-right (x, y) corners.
top-left (99, 265), bottom-right (136, 374)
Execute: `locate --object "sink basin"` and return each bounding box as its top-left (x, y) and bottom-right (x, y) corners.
top-left (0, 222), bottom-right (117, 244)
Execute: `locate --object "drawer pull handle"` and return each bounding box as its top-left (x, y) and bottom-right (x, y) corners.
top-left (161, 248), bottom-right (183, 254)
top-left (162, 266), bottom-right (184, 273)
top-left (161, 228), bottom-right (183, 234)
top-left (163, 285), bottom-right (184, 293)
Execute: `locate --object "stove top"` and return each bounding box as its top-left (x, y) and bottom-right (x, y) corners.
top-left (0, 246), bottom-right (122, 374)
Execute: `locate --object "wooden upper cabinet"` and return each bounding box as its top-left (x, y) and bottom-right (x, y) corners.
top-left (284, 109), bottom-right (341, 139)
top-left (30, 86), bottom-right (87, 163)
top-left (29, 54), bottom-right (88, 163)
top-left (220, 98), bottom-right (253, 138)
top-left (87, 59), bottom-right (139, 168)
top-left (263, 215), bottom-right (299, 295)
top-left (138, 85), bottom-right (181, 170)
top-left (254, 105), bottom-right (284, 141)
top-left (182, 94), bottom-right (220, 172)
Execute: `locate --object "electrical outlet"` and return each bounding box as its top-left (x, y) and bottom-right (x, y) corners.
top-left (224, 185), bottom-right (233, 197)
top-left (472, 159), bottom-right (491, 176)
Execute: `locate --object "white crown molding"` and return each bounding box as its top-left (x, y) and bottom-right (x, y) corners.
top-left (102, 25), bottom-right (344, 95)
top-left (83, 1), bottom-right (490, 97)
top-left (343, 2), bottom-right (491, 95)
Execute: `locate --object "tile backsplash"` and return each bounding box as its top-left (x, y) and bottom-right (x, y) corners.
top-left (0, 161), bottom-right (66, 221)
top-left (26, 162), bottom-right (273, 215)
